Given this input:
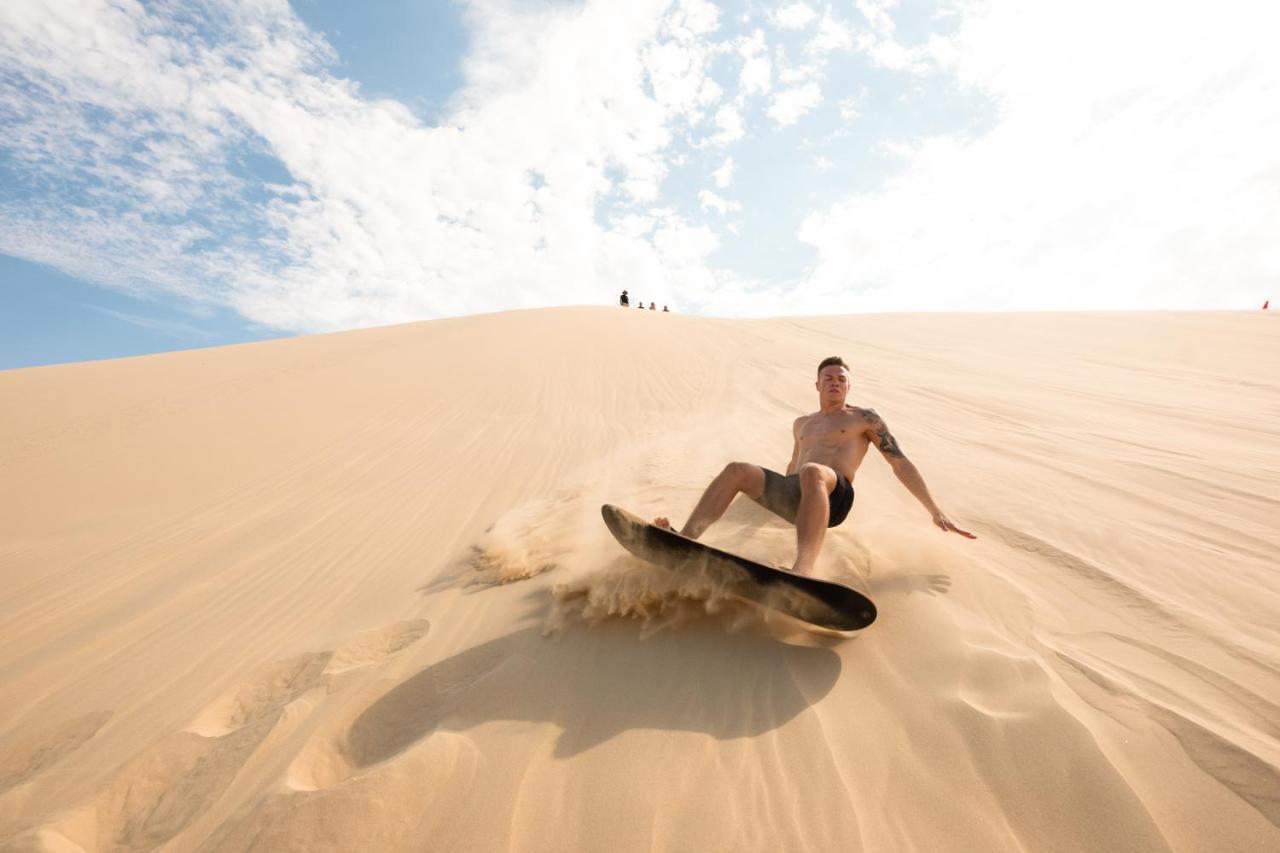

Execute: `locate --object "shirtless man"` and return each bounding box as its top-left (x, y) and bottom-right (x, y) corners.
top-left (655, 356), bottom-right (975, 576)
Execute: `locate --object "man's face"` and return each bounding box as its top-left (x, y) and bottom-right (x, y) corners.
top-left (816, 366), bottom-right (850, 402)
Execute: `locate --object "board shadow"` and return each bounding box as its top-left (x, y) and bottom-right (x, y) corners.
top-left (345, 623), bottom-right (843, 764)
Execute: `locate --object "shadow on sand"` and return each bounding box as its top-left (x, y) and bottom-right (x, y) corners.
top-left (345, 620), bottom-right (843, 765)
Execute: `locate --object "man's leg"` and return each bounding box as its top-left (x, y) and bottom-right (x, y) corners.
top-left (655, 462), bottom-right (765, 539)
top-left (792, 463), bottom-right (837, 575)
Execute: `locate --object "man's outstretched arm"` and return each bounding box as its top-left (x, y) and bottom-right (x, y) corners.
top-left (866, 410), bottom-right (976, 539)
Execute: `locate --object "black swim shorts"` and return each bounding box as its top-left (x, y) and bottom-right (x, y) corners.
top-left (752, 467), bottom-right (855, 528)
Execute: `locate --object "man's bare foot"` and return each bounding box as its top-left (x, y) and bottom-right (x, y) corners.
top-left (787, 556), bottom-right (822, 577)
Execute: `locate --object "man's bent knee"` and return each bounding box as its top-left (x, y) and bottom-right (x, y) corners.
top-left (722, 461), bottom-right (765, 498)
top-left (798, 462), bottom-right (836, 492)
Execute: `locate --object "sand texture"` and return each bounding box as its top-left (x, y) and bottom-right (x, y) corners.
top-left (1, 307), bottom-right (1278, 852)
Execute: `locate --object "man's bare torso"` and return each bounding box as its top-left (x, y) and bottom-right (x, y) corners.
top-left (793, 405), bottom-right (880, 481)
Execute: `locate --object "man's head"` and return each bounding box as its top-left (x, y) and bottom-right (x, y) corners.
top-left (815, 356), bottom-right (851, 403)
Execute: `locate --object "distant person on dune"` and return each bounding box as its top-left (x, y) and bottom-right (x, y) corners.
top-left (620, 290), bottom-right (630, 307)
top-left (649, 302), bottom-right (656, 310)
top-left (654, 356), bottom-right (974, 577)
top-left (663, 305), bottom-right (670, 312)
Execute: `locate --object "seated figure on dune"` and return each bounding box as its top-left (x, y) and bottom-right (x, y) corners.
top-left (654, 356), bottom-right (975, 577)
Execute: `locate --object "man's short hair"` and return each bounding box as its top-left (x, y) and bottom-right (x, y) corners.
top-left (817, 356), bottom-right (850, 377)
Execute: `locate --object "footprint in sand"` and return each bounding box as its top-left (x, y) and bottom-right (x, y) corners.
top-left (188, 651), bottom-right (334, 738)
top-left (187, 620), bottom-right (432, 737)
top-left (325, 618), bottom-right (431, 675)
top-left (86, 652), bottom-right (334, 851)
top-left (51, 620), bottom-right (431, 852)
top-left (283, 620), bottom-right (440, 791)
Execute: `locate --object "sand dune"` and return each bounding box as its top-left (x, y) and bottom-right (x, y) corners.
top-left (1, 307), bottom-right (1278, 852)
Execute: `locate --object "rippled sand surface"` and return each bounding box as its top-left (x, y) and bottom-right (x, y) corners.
top-left (2, 308), bottom-right (1277, 852)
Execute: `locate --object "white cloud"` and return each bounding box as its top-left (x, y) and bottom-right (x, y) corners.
top-left (853, 0), bottom-right (932, 73)
top-left (767, 82), bottom-right (822, 126)
top-left (807, 13), bottom-right (855, 55)
top-left (855, 0), bottom-right (897, 34)
top-left (838, 95), bottom-right (862, 123)
top-left (797, 0), bottom-right (1280, 311)
top-left (712, 156), bottom-right (734, 189)
top-left (775, 44), bottom-right (821, 85)
top-left (707, 103), bottom-right (745, 146)
top-left (652, 212), bottom-right (719, 265)
top-left (667, 0), bottom-right (721, 36)
top-left (698, 189), bottom-right (740, 215)
top-left (0, 0), bottom-right (760, 328)
top-left (736, 30), bottom-right (772, 97)
top-left (6, 0), bottom-right (1266, 329)
top-left (641, 0), bottom-right (725, 125)
top-left (859, 36), bottom-right (929, 73)
top-left (609, 213), bottom-right (657, 238)
top-left (773, 3), bottom-right (818, 30)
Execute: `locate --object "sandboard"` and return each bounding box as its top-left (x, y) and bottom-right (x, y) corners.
top-left (601, 504), bottom-right (877, 631)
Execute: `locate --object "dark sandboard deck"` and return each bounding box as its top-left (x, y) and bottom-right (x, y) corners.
top-left (602, 504), bottom-right (876, 632)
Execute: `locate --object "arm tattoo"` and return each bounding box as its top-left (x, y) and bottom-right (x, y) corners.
top-left (877, 427), bottom-right (906, 458)
top-left (866, 411), bottom-right (906, 458)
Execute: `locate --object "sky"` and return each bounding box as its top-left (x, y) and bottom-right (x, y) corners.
top-left (1, 0), bottom-right (1278, 369)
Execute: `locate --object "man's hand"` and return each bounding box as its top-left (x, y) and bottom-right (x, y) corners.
top-left (932, 511), bottom-right (976, 539)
